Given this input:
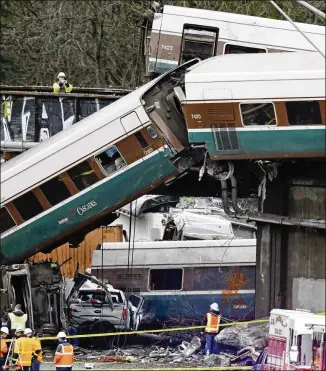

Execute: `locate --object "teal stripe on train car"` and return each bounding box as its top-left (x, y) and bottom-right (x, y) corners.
top-left (1, 150), bottom-right (176, 260)
top-left (189, 128), bottom-right (325, 156)
top-left (140, 292), bottom-right (255, 324)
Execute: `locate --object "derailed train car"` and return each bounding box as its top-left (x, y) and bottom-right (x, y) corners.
top-left (0, 59), bottom-right (204, 264)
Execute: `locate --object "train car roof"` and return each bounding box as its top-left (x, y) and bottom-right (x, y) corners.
top-left (163, 5), bottom-right (325, 35)
top-left (92, 239), bottom-right (256, 268)
top-left (185, 52), bottom-right (325, 83)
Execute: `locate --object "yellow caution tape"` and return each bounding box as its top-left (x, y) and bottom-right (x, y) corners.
top-left (5, 312), bottom-right (325, 342)
top-left (33, 318), bottom-right (270, 341)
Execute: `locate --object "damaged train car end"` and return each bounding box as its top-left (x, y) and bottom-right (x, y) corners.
top-left (0, 261), bottom-right (68, 337)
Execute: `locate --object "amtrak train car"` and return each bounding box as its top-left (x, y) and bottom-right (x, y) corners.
top-left (0, 60), bottom-right (203, 264)
top-left (181, 52), bottom-right (325, 160)
top-left (143, 4), bottom-right (325, 75)
top-left (92, 239), bottom-right (256, 325)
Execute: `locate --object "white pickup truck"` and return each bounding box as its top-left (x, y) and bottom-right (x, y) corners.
top-left (66, 273), bottom-right (143, 347)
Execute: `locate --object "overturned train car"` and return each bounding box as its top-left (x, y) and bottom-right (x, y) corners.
top-left (0, 59), bottom-right (204, 264)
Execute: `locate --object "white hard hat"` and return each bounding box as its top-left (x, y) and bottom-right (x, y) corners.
top-left (15, 327), bottom-right (24, 335)
top-left (57, 72), bottom-right (66, 78)
top-left (57, 331), bottom-right (66, 339)
top-left (1, 327), bottom-right (9, 335)
top-left (24, 328), bottom-right (33, 335)
top-left (210, 302), bottom-right (219, 311)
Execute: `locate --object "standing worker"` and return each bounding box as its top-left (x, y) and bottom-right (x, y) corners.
top-left (53, 72), bottom-right (73, 93)
top-left (201, 302), bottom-right (221, 357)
top-left (12, 328), bottom-right (33, 371)
top-left (0, 327), bottom-right (9, 370)
top-left (54, 331), bottom-right (74, 371)
top-left (7, 305), bottom-right (28, 338)
top-left (23, 329), bottom-right (41, 371)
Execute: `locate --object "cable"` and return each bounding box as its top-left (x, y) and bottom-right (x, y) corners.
top-left (296, 0), bottom-right (326, 20)
top-left (270, 1), bottom-right (325, 58)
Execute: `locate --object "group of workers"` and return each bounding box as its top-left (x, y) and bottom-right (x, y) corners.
top-left (0, 305), bottom-right (74, 371)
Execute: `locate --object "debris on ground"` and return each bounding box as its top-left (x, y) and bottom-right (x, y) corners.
top-left (215, 322), bottom-right (269, 350)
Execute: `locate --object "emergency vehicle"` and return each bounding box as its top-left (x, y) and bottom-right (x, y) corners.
top-left (254, 309), bottom-right (326, 370)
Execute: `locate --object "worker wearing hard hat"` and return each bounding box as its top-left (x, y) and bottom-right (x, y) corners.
top-left (7, 305), bottom-right (28, 337)
top-left (201, 302), bottom-right (221, 356)
top-left (0, 327), bottom-right (9, 370)
top-left (24, 329), bottom-right (41, 371)
top-left (54, 331), bottom-right (74, 371)
top-left (53, 72), bottom-right (73, 93)
top-left (12, 327), bottom-right (33, 370)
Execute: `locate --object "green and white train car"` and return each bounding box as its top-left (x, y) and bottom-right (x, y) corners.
top-left (0, 60), bottom-right (202, 264)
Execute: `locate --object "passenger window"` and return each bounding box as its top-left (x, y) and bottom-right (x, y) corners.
top-left (40, 176), bottom-right (71, 206)
top-left (241, 103), bottom-right (276, 126)
top-left (224, 44), bottom-right (266, 54)
top-left (149, 269), bottom-right (183, 290)
top-left (147, 125), bottom-right (158, 139)
top-left (180, 24), bottom-right (218, 64)
top-left (95, 145), bottom-right (126, 176)
top-left (67, 161), bottom-right (99, 191)
top-left (135, 131), bottom-right (148, 148)
top-left (13, 192), bottom-right (44, 221)
top-left (0, 207), bottom-right (16, 234)
top-left (286, 101), bottom-right (322, 126)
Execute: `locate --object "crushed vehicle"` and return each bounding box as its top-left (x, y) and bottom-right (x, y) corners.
top-left (66, 272), bottom-right (144, 347)
top-left (0, 262), bottom-right (68, 337)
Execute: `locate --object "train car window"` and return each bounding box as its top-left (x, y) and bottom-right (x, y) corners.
top-left (194, 266), bottom-right (255, 290)
top-left (0, 207), bottom-right (16, 234)
top-left (148, 269), bottom-right (183, 290)
top-left (40, 176), bottom-right (71, 206)
top-left (135, 131), bottom-right (148, 148)
top-left (224, 44), bottom-right (266, 54)
top-left (180, 24), bottom-right (218, 64)
top-left (13, 192), bottom-right (44, 221)
top-left (240, 103), bottom-right (277, 126)
top-left (67, 161), bottom-right (99, 191)
top-left (286, 101), bottom-right (322, 125)
top-left (95, 145), bottom-right (126, 176)
top-left (147, 125), bottom-right (158, 139)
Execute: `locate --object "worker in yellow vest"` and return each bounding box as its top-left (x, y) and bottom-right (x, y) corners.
top-left (12, 328), bottom-right (33, 371)
top-left (7, 305), bottom-right (28, 338)
top-left (23, 329), bottom-right (41, 371)
top-left (53, 72), bottom-right (73, 93)
top-left (201, 302), bottom-right (221, 356)
top-left (0, 327), bottom-right (9, 370)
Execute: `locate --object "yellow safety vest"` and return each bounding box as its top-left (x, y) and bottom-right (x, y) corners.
top-left (8, 313), bottom-right (27, 331)
top-left (13, 337), bottom-right (33, 367)
top-left (31, 337), bottom-right (42, 362)
top-left (205, 313), bottom-right (221, 334)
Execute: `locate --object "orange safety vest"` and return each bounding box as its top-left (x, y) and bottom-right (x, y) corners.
top-left (205, 312), bottom-right (221, 334)
top-left (31, 337), bottom-right (42, 362)
top-left (54, 342), bottom-right (74, 368)
top-left (0, 337), bottom-right (8, 358)
top-left (13, 337), bottom-right (33, 367)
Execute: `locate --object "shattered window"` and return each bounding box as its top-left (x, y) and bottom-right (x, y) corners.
top-left (67, 161), bottom-right (99, 191)
top-left (240, 103), bottom-right (277, 126)
top-left (286, 101), bottom-right (322, 126)
top-left (224, 44), bottom-right (266, 54)
top-left (95, 145), bottom-right (126, 176)
top-left (194, 266), bottom-right (255, 290)
top-left (13, 191), bottom-right (44, 221)
top-left (0, 207), bottom-right (16, 234)
top-left (77, 291), bottom-right (111, 304)
top-left (149, 269), bottom-right (183, 291)
top-left (180, 25), bottom-right (218, 64)
top-left (135, 131), bottom-right (148, 148)
top-left (40, 175), bottom-right (71, 206)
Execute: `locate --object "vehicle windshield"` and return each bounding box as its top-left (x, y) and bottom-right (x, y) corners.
top-left (77, 290), bottom-right (122, 304)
